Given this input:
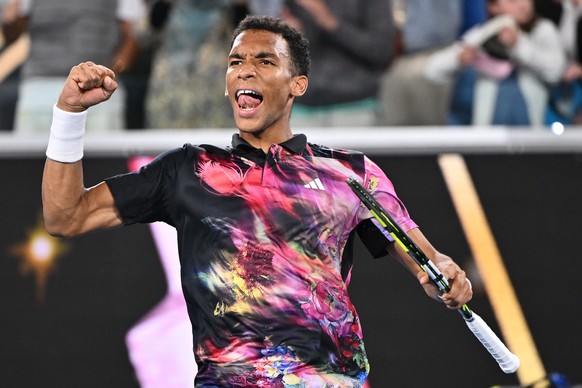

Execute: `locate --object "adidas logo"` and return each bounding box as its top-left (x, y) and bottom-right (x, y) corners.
top-left (304, 178), bottom-right (326, 191)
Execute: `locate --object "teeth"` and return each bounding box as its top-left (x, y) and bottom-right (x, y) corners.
top-left (236, 89), bottom-right (261, 98)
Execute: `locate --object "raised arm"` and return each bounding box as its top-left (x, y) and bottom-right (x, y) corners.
top-left (387, 227), bottom-right (473, 309)
top-left (109, 19), bottom-right (141, 74)
top-left (42, 62), bottom-right (123, 237)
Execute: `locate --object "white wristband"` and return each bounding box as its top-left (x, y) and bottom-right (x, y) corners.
top-left (46, 105), bottom-right (87, 163)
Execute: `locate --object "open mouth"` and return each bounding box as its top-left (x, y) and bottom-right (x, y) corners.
top-left (236, 89), bottom-right (263, 111)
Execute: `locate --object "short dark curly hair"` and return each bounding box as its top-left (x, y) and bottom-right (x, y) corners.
top-left (231, 15), bottom-right (311, 77)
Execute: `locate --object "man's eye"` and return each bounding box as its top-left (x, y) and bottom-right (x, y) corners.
top-left (261, 60), bottom-right (274, 65)
top-left (229, 60), bottom-right (242, 66)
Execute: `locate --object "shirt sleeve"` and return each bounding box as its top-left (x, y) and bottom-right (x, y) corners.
top-left (105, 147), bottom-right (184, 226)
top-left (511, 19), bottom-right (566, 83)
top-left (355, 156), bottom-right (418, 258)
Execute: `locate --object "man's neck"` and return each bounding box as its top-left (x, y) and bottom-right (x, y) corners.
top-left (239, 128), bottom-right (293, 153)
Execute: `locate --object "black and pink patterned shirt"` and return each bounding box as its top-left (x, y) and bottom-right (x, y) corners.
top-left (106, 134), bottom-right (417, 387)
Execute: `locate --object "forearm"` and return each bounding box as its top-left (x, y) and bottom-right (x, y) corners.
top-left (424, 43), bottom-right (463, 83)
top-left (387, 227), bottom-right (471, 308)
top-left (1, 12), bottom-right (27, 45)
top-left (110, 21), bottom-right (140, 73)
top-left (387, 227), bottom-right (431, 278)
top-left (390, 231), bottom-right (462, 284)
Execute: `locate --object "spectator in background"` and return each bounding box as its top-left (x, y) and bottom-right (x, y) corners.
top-left (0, 0), bottom-right (23, 131)
top-left (460, 0), bottom-right (490, 35)
top-left (122, 0), bottom-right (173, 129)
top-left (11, 0), bottom-right (145, 134)
top-left (534, 0), bottom-right (563, 25)
top-left (377, 0), bottom-right (487, 126)
top-left (424, 0), bottom-right (566, 127)
top-left (247, 0), bottom-right (283, 17)
top-left (556, 0), bottom-right (582, 80)
top-left (145, 0), bottom-right (239, 129)
top-left (539, 1), bottom-right (582, 126)
top-left (275, 0), bottom-right (395, 128)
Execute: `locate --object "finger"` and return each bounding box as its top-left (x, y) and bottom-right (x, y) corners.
top-left (76, 62), bottom-right (114, 90)
top-left (102, 76), bottom-right (118, 97)
top-left (416, 271), bottom-right (443, 302)
top-left (416, 271), bottom-right (430, 286)
top-left (443, 275), bottom-right (471, 308)
top-left (92, 64), bottom-right (118, 95)
top-left (96, 64), bottom-right (116, 80)
top-left (75, 62), bottom-right (102, 90)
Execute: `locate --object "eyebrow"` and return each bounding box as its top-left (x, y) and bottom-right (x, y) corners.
top-left (228, 51), bottom-right (279, 60)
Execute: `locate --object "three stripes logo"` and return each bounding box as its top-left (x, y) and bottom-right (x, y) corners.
top-left (303, 178), bottom-right (326, 191)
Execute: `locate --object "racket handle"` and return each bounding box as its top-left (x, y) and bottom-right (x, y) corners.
top-left (464, 312), bottom-right (520, 373)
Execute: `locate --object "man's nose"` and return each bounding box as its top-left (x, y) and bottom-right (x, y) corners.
top-left (238, 64), bottom-right (256, 79)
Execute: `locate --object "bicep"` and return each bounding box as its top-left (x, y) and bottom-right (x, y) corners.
top-left (79, 181), bottom-right (123, 233)
top-left (43, 159), bottom-right (122, 236)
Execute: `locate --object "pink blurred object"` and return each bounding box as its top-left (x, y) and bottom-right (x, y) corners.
top-left (125, 157), bottom-right (196, 387)
top-left (473, 50), bottom-right (513, 80)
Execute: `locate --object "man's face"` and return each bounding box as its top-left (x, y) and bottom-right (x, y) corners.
top-left (226, 29), bottom-right (306, 135)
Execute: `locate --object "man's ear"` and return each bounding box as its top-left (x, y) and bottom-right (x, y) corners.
top-left (290, 75), bottom-right (308, 97)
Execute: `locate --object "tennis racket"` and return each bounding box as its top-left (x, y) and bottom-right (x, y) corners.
top-left (347, 176), bottom-right (520, 374)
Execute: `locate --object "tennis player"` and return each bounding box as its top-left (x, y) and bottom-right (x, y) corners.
top-left (42, 15), bottom-right (472, 387)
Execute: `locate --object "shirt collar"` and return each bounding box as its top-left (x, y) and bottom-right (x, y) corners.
top-left (231, 133), bottom-right (307, 155)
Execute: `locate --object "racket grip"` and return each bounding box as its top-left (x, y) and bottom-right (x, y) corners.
top-left (464, 312), bottom-right (520, 373)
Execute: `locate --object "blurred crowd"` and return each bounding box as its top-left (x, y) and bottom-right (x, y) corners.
top-left (1, 0), bottom-right (581, 132)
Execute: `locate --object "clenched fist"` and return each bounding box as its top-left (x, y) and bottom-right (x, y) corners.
top-left (56, 61), bottom-right (118, 113)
